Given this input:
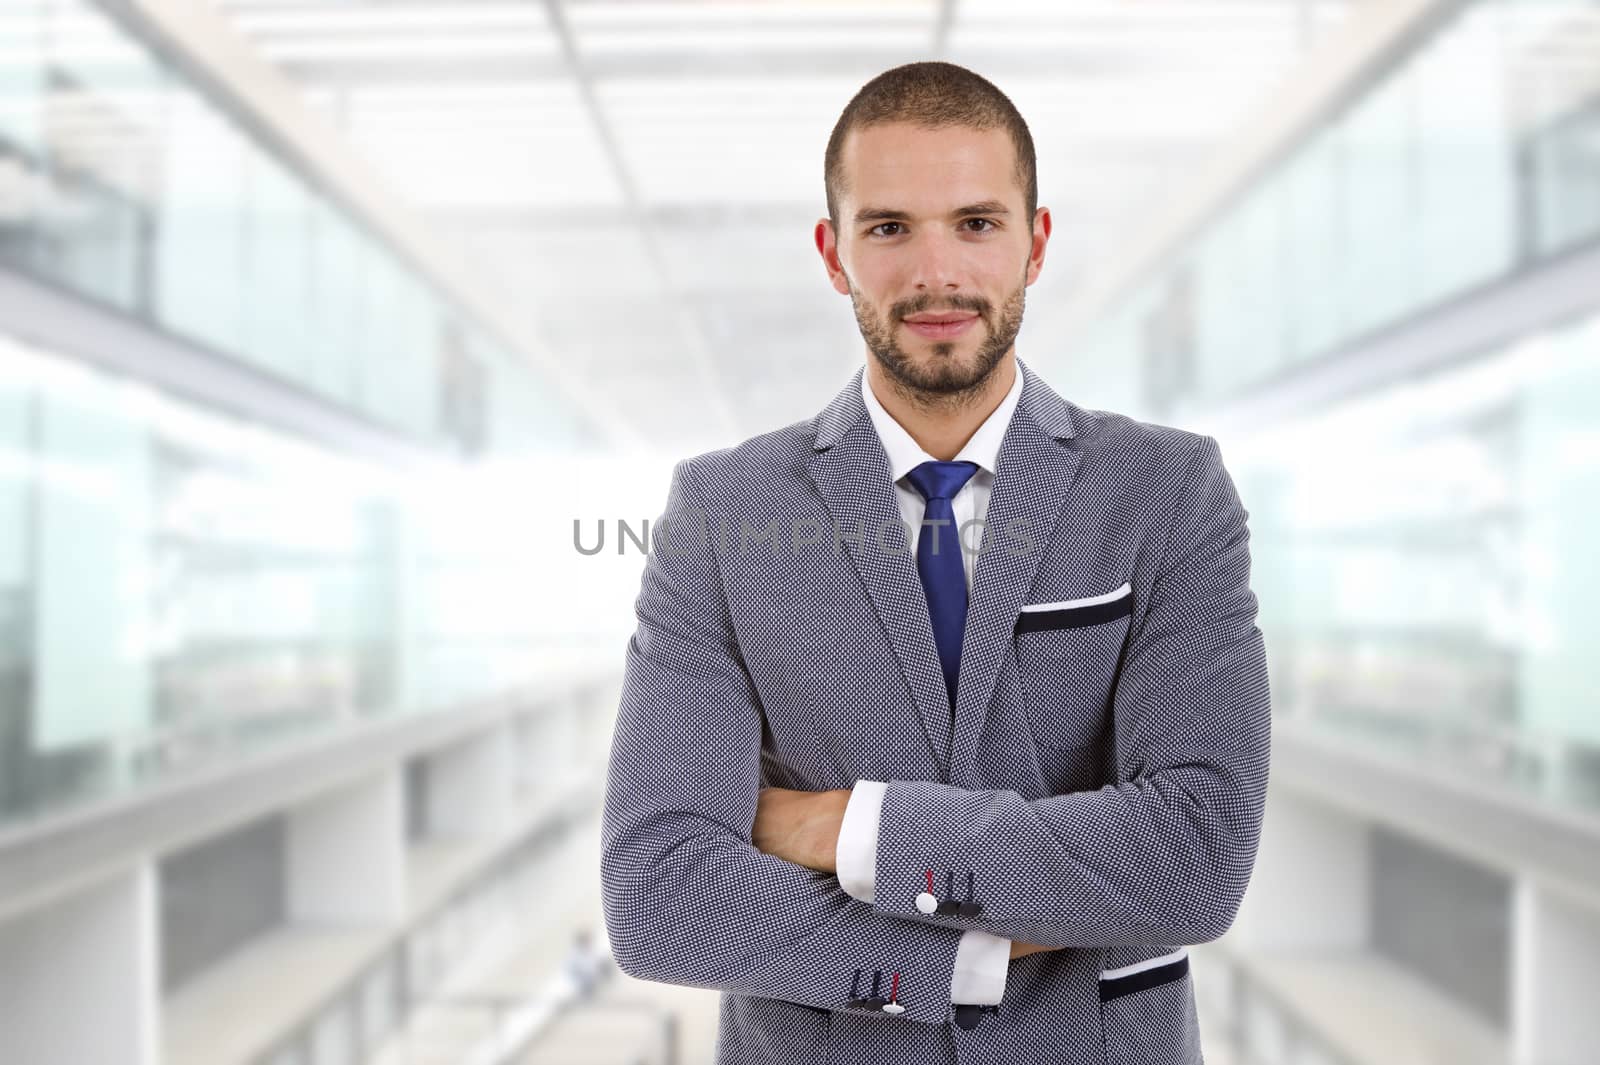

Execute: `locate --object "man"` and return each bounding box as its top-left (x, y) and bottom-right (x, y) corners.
top-left (600, 61), bottom-right (1270, 1065)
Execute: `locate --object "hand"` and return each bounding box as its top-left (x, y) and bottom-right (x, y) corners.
top-left (751, 786), bottom-right (852, 873)
top-left (1009, 940), bottom-right (1062, 960)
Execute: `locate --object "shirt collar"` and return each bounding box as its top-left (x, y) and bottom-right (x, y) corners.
top-left (860, 360), bottom-right (1025, 484)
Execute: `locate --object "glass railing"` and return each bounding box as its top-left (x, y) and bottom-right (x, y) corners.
top-left (0, 333), bottom-right (609, 830)
top-left (1224, 306), bottom-right (1600, 817)
top-left (1066, 0), bottom-right (1600, 416)
top-left (1044, 0), bottom-right (1600, 822)
top-left (0, 0), bottom-right (590, 457)
top-left (0, 0), bottom-right (617, 830)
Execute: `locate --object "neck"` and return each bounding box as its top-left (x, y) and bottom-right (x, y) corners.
top-left (865, 353), bottom-right (1017, 462)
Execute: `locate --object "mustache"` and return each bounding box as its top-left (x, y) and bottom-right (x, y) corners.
top-left (894, 297), bottom-right (988, 318)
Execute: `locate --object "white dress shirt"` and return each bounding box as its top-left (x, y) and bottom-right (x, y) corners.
top-left (834, 362), bottom-right (1024, 1006)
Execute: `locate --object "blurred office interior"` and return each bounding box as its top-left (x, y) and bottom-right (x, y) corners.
top-left (0, 0), bottom-right (1598, 1062)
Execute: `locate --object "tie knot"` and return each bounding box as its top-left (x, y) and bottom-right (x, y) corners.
top-left (905, 460), bottom-right (979, 503)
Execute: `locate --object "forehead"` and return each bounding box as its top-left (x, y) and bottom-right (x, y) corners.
top-left (839, 121), bottom-right (1020, 213)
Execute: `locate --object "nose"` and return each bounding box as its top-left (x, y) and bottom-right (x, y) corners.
top-left (910, 228), bottom-right (963, 293)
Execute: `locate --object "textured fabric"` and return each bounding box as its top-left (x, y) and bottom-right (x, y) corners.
top-left (837, 779), bottom-right (1009, 1004)
top-left (906, 459), bottom-right (980, 706)
top-left (600, 355), bottom-right (1272, 1065)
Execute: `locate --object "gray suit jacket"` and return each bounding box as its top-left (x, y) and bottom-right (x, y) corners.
top-left (600, 357), bottom-right (1271, 1065)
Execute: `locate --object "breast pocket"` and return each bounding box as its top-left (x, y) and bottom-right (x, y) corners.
top-left (1099, 947), bottom-right (1202, 1065)
top-left (1013, 581), bottom-right (1133, 751)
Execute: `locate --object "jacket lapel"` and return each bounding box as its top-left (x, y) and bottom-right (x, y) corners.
top-left (947, 359), bottom-right (1082, 784)
top-left (806, 367), bottom-right (953, 775)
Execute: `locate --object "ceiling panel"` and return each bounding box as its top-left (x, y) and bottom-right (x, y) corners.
top-left (211, 0), bottom-right (1355, 453)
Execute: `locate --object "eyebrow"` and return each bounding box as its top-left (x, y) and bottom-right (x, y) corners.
top-left (852, 201), bottom-right (1011, 225)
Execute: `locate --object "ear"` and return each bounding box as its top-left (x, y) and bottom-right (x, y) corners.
top-left (1025, 206), bottom-right (1051, 286)
top-left (815, 218), bottom-right (851, 296)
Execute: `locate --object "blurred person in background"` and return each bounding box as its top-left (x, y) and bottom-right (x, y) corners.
top-left (564, 926), bottom-right (612, 1001)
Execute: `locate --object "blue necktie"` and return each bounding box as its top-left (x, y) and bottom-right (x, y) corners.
top-left (905, 460), bottom-right (979, 711)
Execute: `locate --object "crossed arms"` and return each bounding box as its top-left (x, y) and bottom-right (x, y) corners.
top-left (598, 436), bottom-right (1271, 1022)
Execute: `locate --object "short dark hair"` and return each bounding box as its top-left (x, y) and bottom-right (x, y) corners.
top-left (824, 61), bottom-right (1037, 229)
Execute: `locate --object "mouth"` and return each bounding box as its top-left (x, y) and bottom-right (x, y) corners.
top-left (902, 314), bottom-right (978, 340)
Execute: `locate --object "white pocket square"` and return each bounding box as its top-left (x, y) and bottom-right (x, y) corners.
top-left (1019, 581), bottom-right (1131, 613)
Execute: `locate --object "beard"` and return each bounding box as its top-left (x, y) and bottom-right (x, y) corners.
top-left (848, 268), bottom-right (1026, 406)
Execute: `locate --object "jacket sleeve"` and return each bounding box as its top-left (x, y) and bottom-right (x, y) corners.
top-left (838, 780), bottom-right (1011, 1004)
top-left (865, 435), bottom-right (1272, 948)
top-left (600, 458), bottom-right (969, 1023)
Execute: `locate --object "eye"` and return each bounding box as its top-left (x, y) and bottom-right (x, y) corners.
top-left (867, 222), bottom-right (904, 237)
top-left (963, 218), bottom-right (997, 232)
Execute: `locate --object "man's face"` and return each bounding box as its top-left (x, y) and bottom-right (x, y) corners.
top-left (816, 121), bottom-right (1050, 400)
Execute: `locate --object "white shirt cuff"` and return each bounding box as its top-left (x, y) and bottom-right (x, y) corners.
top-left (951, 929), bottom-right (1009, 1005)
top-left (835, 780), bottom-right (886, 903)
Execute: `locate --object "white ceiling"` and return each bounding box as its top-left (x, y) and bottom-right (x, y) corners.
top-left (209, 0), bottom-right (1356, 454)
